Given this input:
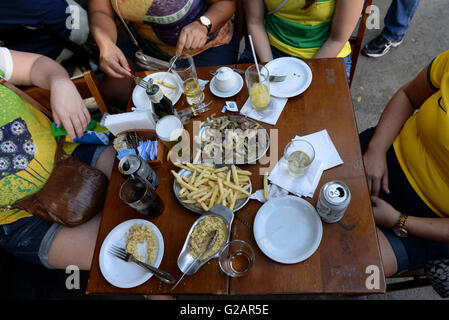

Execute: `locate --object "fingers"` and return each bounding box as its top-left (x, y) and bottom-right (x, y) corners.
top-left (371, 177), bottom-right (381, 197)
top-left (176, 32), bottom-right (186, 57)
top-left (381, 172), bottom-right (390, 194)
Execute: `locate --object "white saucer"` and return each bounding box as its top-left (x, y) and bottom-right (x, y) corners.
top-left (209, 72), bottom-right (243, 98)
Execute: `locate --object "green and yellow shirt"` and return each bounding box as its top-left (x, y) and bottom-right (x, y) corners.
top-left (264, 0), bottom-right (351, 59)
top-left (393, 50), bottom-right (449, 218)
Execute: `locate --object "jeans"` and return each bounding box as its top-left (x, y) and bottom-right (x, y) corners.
top-left (381, 0), bottom-right (421, 42)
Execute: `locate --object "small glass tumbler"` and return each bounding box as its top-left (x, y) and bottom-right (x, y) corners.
top-left (219, 240), bottom-right (254, 277)
top-left (245, 64), bottom-right (271, 111)
top-left (170, 54), bottom-right (205, 106)
top-left (119, 177), bottom-right (164, 219)
top-left (283, 139), bottom-right (315, 177)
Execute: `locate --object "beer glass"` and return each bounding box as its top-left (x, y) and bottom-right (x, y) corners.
top-left (170, 54), bottom-right (204, 106)
top-left (283, 139), bottom-right (315, 177)
top-left (218, 240), bottom-right (254, 277)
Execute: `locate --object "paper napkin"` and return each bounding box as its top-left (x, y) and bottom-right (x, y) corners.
top-left (240, 96), bottom-right (288, 125)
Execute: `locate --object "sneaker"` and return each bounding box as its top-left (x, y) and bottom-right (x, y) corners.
top-left (362, 34), bottom-right (404, 58)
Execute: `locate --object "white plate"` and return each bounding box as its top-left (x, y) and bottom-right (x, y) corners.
top-left (131, 72), bottom-right (182, 111)
top-left (209, 72), bottom-right (243, 98)
top-left (99, 219), bottom-right (164, 288)
top-left (253, 195), bottom-right (322, 264)
top-left (264, 57), bottom-right (312, 98)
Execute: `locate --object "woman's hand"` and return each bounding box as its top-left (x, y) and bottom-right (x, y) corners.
top-left (363, 147), bottom-right (390, 196)
top-left (50, 79), bottom-right (91, 141)
top-left (99, 42), bottom-right (131, 78)
top-left (175, 20), bottom-right (209, 56)
top-left (371, 196), bottom-right (400, 228)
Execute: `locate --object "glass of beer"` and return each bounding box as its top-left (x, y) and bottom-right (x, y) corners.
top-left (245, 64), bottom-right (271, 111)
top-left (155, 115), bottom-right (184, 149)
top-left (170, 54), bottom-right (204, 106)
top-left (283, 139), bottom-right (315, 177)
top-left (119, 176), bottom-right (164, 219)
top-left (218, 240), bottom-right (254, 277)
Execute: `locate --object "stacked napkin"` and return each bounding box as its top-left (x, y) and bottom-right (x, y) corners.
top-left (268, 129), bottom-right (343, 198)
top-left (240, 96), bottom-right (288, 125)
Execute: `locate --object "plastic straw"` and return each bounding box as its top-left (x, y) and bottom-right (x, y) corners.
top-left (248, 34), bottom-right (262, 82)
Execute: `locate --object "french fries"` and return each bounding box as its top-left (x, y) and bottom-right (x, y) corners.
top-left (263, 172), bottom-right (269, 201)
top-left (172, 162), bottom-right (252, 211)
top-left (155, 78), bottom-right (177, 89)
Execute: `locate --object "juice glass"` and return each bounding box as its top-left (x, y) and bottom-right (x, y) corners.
top-left (245, 64), bottom-right (271, 111)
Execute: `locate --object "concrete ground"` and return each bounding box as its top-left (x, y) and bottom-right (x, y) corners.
top-left (348, 0), bottom-right (449, 300)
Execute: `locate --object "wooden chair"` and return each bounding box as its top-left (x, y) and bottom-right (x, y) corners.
top-left (348, 0), bottom-right (373, 87)
top-left (23, 70), bottom-right (111, 115)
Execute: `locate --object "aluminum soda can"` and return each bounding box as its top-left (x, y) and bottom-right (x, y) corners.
top-left (316, 180), bottom-right (351, 223)
top-left (118, 154), bottom-right (159, 190)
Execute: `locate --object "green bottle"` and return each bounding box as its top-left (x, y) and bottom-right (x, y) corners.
top-left (146, 84), bottom-right (175, 120)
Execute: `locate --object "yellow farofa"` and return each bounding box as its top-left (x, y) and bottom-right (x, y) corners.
top-left (189, 216), bottom-right (228, 260)
top-left (126, 224), bottom-right (157, 264)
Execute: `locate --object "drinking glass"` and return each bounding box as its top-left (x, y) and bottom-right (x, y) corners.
top-left (170, 54), bottom-right (204, 106)
top-left (219, 240), bottom-right (254, 277)
top-left (245, 64), bottom-right (271, 111)
top-left (283, 139), bottom-right (315, 177)
top-left (119, 177), bottom-right (164, 219)
top-left (155, 115), bottom-right (184, 149)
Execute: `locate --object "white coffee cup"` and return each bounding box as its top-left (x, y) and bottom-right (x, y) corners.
top-left (214, 67), bottom-right (237, 92)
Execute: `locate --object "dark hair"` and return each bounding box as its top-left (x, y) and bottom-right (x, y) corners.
top-left (303, 0), bottom-right (317, 10)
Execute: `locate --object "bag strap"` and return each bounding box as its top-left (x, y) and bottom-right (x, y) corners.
top-left (0, 76), bottom-right (54, 120)
top-left (267, 0), bottom-right (289, 15)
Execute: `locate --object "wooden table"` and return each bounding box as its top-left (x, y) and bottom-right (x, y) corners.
top-left (86, 59), bottom-right (386, 295)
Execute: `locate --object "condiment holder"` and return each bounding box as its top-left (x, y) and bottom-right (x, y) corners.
top-left (214, 67), bottom-right (237, 92)
top-left (177, 204), bottom-right (234, 275)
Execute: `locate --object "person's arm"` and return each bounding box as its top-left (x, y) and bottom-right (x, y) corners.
top-left (363, 66), bottom-right (435, 196)
top-left (243, 0), bottom-right (273, 62)
top-left (88, 0), bottom-right (131, 77)
top-left (7, 50), bottom-right (90, 140)
top-left (371, 196), bottom-right (449, 243)
top-left (314, 0), bottom-right (364, 59)
top-left (176, 0), bottom-right (236, 56)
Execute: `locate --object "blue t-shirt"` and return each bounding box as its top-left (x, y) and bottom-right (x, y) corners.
top-left (0, 0), bottom-right (72, 59)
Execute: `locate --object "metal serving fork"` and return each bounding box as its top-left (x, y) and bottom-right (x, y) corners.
top-left (109, 244), bottom-right (175, 284)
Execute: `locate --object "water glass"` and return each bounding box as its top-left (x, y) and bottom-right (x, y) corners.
top-left (170, 54), bottom-right (204, 106)
top-left (245, 64), bottom-right (271, 111)
top-left (283, 139), bottom-right (315, 177)
top-left (219, 240), bottom-right (254, 277)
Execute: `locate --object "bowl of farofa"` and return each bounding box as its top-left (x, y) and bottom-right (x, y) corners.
top-left (177, 204), bottom-right (234, 275)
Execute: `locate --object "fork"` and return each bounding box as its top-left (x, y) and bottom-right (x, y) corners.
top-left (131, 74), bottom-right (153, 90)
top-left (109, 244), bottom-right (175, 284)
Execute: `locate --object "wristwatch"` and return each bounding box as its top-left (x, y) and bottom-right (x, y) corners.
top-left (197, 16), bottom-right (212, 35)
top-left (393, 214), bottom-right (408, 238)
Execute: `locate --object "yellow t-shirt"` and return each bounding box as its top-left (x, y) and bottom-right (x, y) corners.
top-left (393, 50), bottom-right (449, 218)
top-left (264, 0), bottom-right (351, 59)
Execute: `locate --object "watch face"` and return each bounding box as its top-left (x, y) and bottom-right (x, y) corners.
top-left (200, 16), bottom-right (211, 26)
top-left (394, 228), bottom-right (408, 238)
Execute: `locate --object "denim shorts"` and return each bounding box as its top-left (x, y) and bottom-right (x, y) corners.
top-left (0, 144), bottom-right (108, 268)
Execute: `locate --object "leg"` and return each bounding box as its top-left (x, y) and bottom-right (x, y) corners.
top-left (382, 0), bottom-right (421, 42)
top-left (47, 213), bottom-right (102, 270)
top-left (377, 227), bottom-right (398, 277)
top-left (94, 145), bottom-right (116, 179)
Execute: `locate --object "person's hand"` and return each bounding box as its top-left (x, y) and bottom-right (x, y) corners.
top-left (371, 196), bottom-right (400, 228)
top-left (363, 147), bottom-right (390, 196)
top-left (50, 79), bottom-right (91, 141)
top-left (175, 20), bottom-right (208, 57)
top-left (99, 42), bottom-right (131, 78)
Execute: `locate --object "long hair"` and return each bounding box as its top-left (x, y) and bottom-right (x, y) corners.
top-left (303, 0), bottom-right (317, 10)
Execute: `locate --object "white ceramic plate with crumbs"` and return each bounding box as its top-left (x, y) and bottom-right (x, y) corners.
top-left (99, 219), bottom-right (164, 288)
top-left (253, 195), bottom-right (322, 264)
top-left (132, 72), bottom-right (182, 111)
top-left (264, 57), bottom-right (313, 98)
